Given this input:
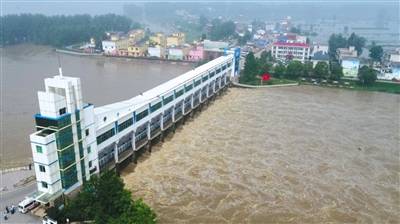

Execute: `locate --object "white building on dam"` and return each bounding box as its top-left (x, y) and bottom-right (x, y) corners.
top-left (28, 49), bottom-right (240, 204)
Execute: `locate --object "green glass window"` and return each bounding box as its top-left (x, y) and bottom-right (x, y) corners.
top-left (60, 165), bottom-right (78, 189)
top-left (222, 65), bottom-right (227, 71)
top-left (135, 110), bottom-right (149, 122)
top-left (227, 62), bottom-right (232, 67)
top-left (118, 118), bottom-right (133, 132)
top-left (209, 71), bottom-right (216, 78)
top-left (56, 126), bottom-right (74, 150)
top-left (79, 142), bottom-right (84, 159)
top-left (175, 89), bottom-right (184, 98)
top-left (39, 165), bottom-right (46, 172)
top-left (185, 84), bottom-right (193, 92)
top-left (87, 146), bottom-right (91, 154)
top-left (36, 145), bottom-right (43, 153)
top-left (150, 102), bottom-right (162, 113)
top-left (96, 128), bottom-right (115, 144)
top-left (202, 75), bottom-right (209, 82)
top-left (194, 79), bottom-right (201, 87)
top-left (41, 181), bottom-right (48, 188)
top-left (216, 67), bottom-right (221, 74)
top-left (58, 145), bottom-right (76, 169)
top-left (163, 95), bottom-right (174, 105)
top-left (75, 110), bottom-right (80, 121)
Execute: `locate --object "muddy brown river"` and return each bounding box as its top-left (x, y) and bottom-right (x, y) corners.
top-left (122, 86), bottom-right (400, 223)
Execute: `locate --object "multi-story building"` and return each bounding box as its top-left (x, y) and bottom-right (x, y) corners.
top-left (29, 49), bottom-right (241, 204)
top-left (128, 29), bottom-right (145, 43)
top-left (166, 32), bottom-right (185, 47)
top-left (127, 44), bottom-right (148, 57)
top-left (149, 33), bottom-right (166, 47)
top-left (102, 41), bottom-right (117, 55)
top-left (271, 42), bottom-right (311, 62)
top-left (29, 71), bottom-right (98, 203)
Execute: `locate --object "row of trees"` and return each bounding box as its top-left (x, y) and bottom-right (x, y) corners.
top-left (240, 51), bottom-right (377, 86)
top-left (239, 51), bottom-right (344, 84)
top-left (47, 171), bottom-right (156, 224)
top-left (1, 14), bottom-right (139, 47)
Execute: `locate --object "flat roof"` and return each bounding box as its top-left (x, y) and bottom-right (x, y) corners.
top-left (94, 55), bottom-right (233, 127)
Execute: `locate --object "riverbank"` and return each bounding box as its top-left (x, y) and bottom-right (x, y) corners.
top-left (300, 79), bottom-right (400, 94)
top-left (56, 47), bottom-right (198, 64)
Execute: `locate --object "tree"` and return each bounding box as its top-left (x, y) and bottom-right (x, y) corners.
top-left (358, 65), bottom-right (377, 86)
top-left (286, 61), bottom-right (303, 79)
top-left (237, 31), bottom-right (251, 46)
top-left (303, 61), bottom-right (314, 78)
top-left (239, 52), bottom-right (259, 84)
top-left (369, 42), bottom-right (383, 62)
top-left (273, 64), bottom-right (286, 78)
top-left (209, 19), bottom-right (235, 41)
top-left (329, 61), bottom-right (343, 81)
top-left (347, 32), bottom-right (366, 56)
top-left (328, 33), bottom-right (347, 60)
top-left (58, 171), bottom-right (156, 224)
top-left (314, 61), bottom-right (329, 79)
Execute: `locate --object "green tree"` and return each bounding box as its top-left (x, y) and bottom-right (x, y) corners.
top-left (328, 33), bottom-right (347, 60)
top-left (303, 61), bottom-right (314, 78)
top-left (358, 65), bottom-right (377, 86)
top-left (329, 61), bottom-right (343, 81)
top-left (347, 32), bottom-right (366, 56)
top-left (286, 61), bottom-right (303, 79)
top-left (314, 61), bottom-right (329, 79)
top-left (273, 64), bottom-right (286, 78)
top-left (59, 171), bottom-right (156, 224)
top-left (209, 19), bottom-right (235, 41)
top-left (239, 52), bottom-right (259, 84)
top-left (237, 31), bottom-right (251, 46)
top-left (369, 42), bottom-right (383, 62)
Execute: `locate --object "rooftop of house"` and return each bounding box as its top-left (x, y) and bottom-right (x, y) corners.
top-left (273, 42), bottom-right (309, 47)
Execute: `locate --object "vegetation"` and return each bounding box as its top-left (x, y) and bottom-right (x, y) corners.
top-left (328, 32), bottom-right (366, 59)
top-left (239, 52), bottom-right (259, 84)
top-left (48, 171), bottom-right (156, 224)
top-left (314, 61), bottom-right (329, 79)
top-left (1, 14), bottom-right (138, 47)
top-left (369, 42), bottom-right (384, 62)
top-left (209, 19), bottom-right (235, 41)
top-left (328, 33), bottom-right (347, 59)
top-left (329, 61), bottom-right (344, 81)
top-left (358, 65), bottom-right (377, 86)
top-left (286, 61), bottom-right (304, 79)
top-left (347, 33), bottom-right (366, 56)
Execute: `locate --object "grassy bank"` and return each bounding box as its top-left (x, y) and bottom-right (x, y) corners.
top-left (300, 79), bottom-right (400, 94)
top-left (240, 78), bottom-right (298, 86)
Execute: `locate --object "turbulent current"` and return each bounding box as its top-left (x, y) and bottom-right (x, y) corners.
top-left (122, 86), bottom-right (400, 223)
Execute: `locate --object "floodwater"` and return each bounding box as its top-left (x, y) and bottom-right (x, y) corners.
top-left (1, 44), bottom-right (192, 168)
top-left (122, 86), bottom-right (400, 223)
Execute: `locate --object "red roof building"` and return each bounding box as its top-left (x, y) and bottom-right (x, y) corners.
top-left (272, 42), bottom-right (311, 62)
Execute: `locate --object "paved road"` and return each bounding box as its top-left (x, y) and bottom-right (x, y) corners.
top-left (0, 182), bottom-right (41, 223)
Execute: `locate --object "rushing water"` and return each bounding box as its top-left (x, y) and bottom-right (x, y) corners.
top-left (1, 44), bottom-right (192, 168)
top-left (122, 86), bottom-right (400, 223)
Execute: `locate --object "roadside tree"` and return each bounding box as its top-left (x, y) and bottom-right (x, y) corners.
top-left (314, 61), bottom-right (329, 79)
top-left (329, 61), bottom-right (343, 81)
top-left (239, 52), bottom-right (259, 84)
top-left (369, 42), bottom-right (383, 62)
top-left (286, 61), bottom-right (303, 79)
top-left (358, 65), bottom-right (377, 86)
top-left (273, 63), bottom-right (286, 79)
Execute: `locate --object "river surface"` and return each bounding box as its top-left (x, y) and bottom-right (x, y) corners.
top-left (122, 86), bottom-right (400, 223)
top-left (1, 44), bottom-right (192, 168)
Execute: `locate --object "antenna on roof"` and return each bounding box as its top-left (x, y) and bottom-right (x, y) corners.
top-left (57, 53), bottom-right (63, 78)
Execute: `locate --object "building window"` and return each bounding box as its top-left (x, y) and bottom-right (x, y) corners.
top-left (39, 165), bottom-right (46, 172)
top-left (41, 181), bottom-right (48, 188)
top-left (36, 145), bottom-right (43, 153)
top-left (89, 161), bottom-right (92, 168)
top-left (59, 107), bottom-right (66, 115)
top-left (85, 129), bottom-right (89, 136)
top-left (87, 146), bottom-right (91, 154)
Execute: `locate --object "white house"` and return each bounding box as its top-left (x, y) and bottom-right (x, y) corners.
top-left (102, 41), bottom-right (117, 55)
